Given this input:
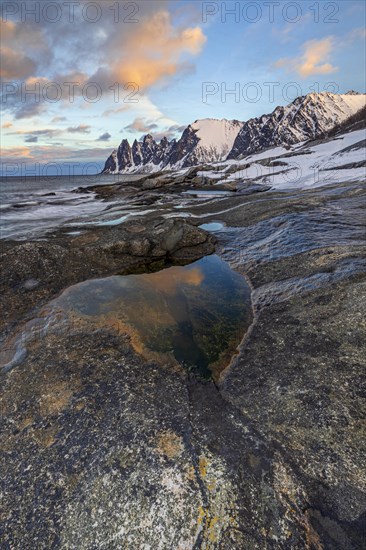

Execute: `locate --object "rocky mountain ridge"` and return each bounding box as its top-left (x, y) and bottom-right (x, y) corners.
top-left (103, 91), bottom-right (365, 174)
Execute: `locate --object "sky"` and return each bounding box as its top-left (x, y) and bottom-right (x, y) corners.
top-left (1, 0), bottom-right (365, 175)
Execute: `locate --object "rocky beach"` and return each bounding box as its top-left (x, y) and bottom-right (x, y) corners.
top-left (2, 1), bottom-right (366, 546)
top-left (1, 164), bottom-right (365, 548)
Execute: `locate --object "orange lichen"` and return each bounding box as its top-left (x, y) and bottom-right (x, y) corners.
top-left (39, 381), bottom-right (75, 416)
top-left (199, 456), bottom-right (208, 478)
top-left (156, 430), bottom-right (184, 459)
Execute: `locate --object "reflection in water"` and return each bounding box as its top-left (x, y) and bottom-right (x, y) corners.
top-left (2, 256), bottom-right (252, 379)
top-left (57, 255), bottom-right (252, 379)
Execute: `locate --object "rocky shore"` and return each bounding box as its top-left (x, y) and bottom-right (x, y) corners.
top-left (1, 176), bottom-right (365, 548)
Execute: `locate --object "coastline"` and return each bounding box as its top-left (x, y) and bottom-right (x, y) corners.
top-left (1, 175), bottom-right (365, 547)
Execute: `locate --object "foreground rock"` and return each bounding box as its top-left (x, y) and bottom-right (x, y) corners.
top-left (1, 180), bottom-right (365, 548)
top-left (0, 218), bottom-right (216, 336)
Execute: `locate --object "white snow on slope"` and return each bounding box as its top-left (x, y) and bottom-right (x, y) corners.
top-left (274, 92), bottom-right (366, 141)
top-left (302, 92), bottom-right (365, 121)
top-left (222, 128), bottom-right (366, 190)
top-left (191, 118), bottom-right (243, 153)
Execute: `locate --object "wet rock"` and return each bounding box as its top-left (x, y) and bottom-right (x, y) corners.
top-left (129, 237), bottom-right (152, 256)
top-left (142, 176), bottom-right (175, 190)
top-left (0, 219), bottom-right (216, 334)
top-left (219, 181), bottom-right (238, 191)
top-left (221, 278), bottom-right (366, 547)
top-left (1, 242), bottom-right (68, 287)
top-left (190, 175), bottom-right (217, 186)
top-left (1, 178), bottom-right (365, 548)
top-left (190, 175), bottom-right (204, 185)
top-left (90, 184), bottom-right (124, 199)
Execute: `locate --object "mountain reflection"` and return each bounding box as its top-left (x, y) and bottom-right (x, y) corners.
top-left (54, 255), bottom-right (252, 379)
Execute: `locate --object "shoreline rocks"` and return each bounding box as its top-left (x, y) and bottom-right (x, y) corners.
top-left (0, 218), bottom-right (216, 336)
top-left (1, 179), bottom-right (365, 548)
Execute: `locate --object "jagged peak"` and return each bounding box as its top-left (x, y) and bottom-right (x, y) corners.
top-left (103, 90), bottom-right (365, 173)
top-left (119, 138), bottom-right (130, 147)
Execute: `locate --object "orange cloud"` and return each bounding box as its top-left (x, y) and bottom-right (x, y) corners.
top-left (0, 147), bottom-right (33, 159)
top-left (0, 46), bottom-right (37, 79)
top-left (275, 37), bottom-right (338, 77)
top-left (106, 10), bottom-right (206, 90)
top-left (0, 146), bottom-right (115, 164)
top-left (0, 19), bottom-right (16, 39)
top-left (1, 6), bottom-right (206, 124)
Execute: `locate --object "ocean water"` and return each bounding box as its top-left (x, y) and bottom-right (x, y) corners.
top-left (0, 174), bottom-right (138, 240)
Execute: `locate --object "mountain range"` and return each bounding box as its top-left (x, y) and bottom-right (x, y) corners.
top-left (103, 91), bottom-right (365, 174)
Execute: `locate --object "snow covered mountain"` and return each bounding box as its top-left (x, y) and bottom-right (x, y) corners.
top-left (181, 119), bottom-right (244, 164)
top-left (103, 119), bottom-right (243, 174)
top-left (222, 126), bottom-right (366, 191)
top-left (103, 92), bottom-right (365, 174)
top-left (228, 91), bottom-right (365, 159)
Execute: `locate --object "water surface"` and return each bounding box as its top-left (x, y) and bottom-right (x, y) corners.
top-left (2, 255), bottom-right (252, 379)
top-left (0, 174), bottom-right (141, 239)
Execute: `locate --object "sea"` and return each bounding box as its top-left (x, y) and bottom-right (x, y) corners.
top-left (0, 174), bottom-right (140, 240)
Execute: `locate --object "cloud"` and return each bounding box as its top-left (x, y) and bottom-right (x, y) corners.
top-left (51, 116), bottom-right (67, 123)
top-left (103, 105), bottom-right (130, 117)
top-left (67, 124), bottom-right (91, 134)
top-left (96, 132), bottom-right (111, 141)
top-left (8, 129), bottom-right (61, 139)
top-left (123, 118), bottom-right (186, 141)
top-left (0, 19), bottom-right (49, 80)
top-left (0, 146), bottom-right (33, 160)
top-left (348, 27), bottom-right (366, 40)
top-left (89, 10), bottom-right (206, 91)
top-left (1, 122), bottom-right (13, 129)
top-left (0, 46), bottom-right (37, 79)
top-left (0, 145), bottom-right (114, 165)
top-left (14, 102), bottom-right (46, 120)
top-left (1, 3), bottom-right (206, 120)
top-left (275, 37), bottom-right (338, 77)
top-left (167, 124), bottom-right (186, 134)
top-left (25, 136), bottom-right (38, 143)
top-left (144, 124), bottom-right (187, 142)
top-left (104, 95), bottom-right (178, 128)
top-left (124, 118), bottom-right (159, 133)
top-left (31, 129), bottom-right (61, 137)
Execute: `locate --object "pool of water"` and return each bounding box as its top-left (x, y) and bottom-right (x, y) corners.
top-left (199, 222), bottom-right (225, 232)
top-left (2, 255), bottom-right (252, 379)
top-left (183, 190), bottom-right (233, 197)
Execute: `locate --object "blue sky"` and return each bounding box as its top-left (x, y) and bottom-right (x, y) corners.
top-left (1, 0), bottom-right (365, 174)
